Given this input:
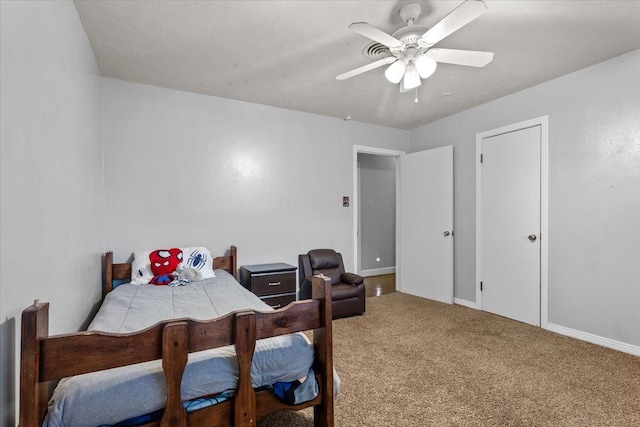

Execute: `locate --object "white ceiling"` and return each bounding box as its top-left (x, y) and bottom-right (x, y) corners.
top-left (74, 0), bottom-right (640, 130)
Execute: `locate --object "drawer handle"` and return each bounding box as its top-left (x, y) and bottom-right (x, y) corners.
top-left (271, 304), bottom-right (282, 309)
top-left (268, 282), bottom-right (281, 287)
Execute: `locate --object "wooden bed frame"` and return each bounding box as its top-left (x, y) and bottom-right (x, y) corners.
top-left (20, 245), bottom-right (334, 427)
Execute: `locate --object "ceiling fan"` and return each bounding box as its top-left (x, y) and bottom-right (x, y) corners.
top-left (336, 0), bottom-right (494, 93)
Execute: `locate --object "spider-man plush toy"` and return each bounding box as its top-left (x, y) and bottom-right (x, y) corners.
top-left (149, 248), bottom-right (183, 285)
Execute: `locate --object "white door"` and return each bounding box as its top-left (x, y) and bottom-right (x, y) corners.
top-left (481, 125), bottom-right (541, 325)
top-left (400, 145), bottom-right (454, 303)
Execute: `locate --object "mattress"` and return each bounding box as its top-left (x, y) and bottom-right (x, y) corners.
top-left (44, 270), bottom-right (315, 427)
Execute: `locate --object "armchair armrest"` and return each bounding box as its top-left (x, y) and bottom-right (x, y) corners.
top-left (341, 272), bottom-right (364, 286)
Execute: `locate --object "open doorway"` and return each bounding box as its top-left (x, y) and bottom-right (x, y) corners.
top-left (358, 153), bottom-right (396, 275)
top-left (353, 146), bottom-right (403, 296)
top-left (354, 144), bottom-right (454, 303)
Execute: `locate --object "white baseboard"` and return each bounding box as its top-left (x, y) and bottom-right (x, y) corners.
top-left (360, 267), bottom-right (395, 277)
top-left (454, 298), bottom-right (478, 309)
top-left (546, 323), bottom-right (640, 357)
top-left (431, 294), bottom-right (639, 356)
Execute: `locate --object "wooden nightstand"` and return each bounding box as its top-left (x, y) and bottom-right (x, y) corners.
top-left (239, 263), bottom-right (297, 309)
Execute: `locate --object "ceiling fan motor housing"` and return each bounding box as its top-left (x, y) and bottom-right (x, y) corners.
top-left (399, 3), bottom-right (422, 25)
top-left (362, 26), bottom-right (430, 61)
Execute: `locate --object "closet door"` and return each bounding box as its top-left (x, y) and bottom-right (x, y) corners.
top-left (480, 125), bottom-right (541, 326)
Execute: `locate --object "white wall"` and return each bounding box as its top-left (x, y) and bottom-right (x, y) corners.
top-left (101, 78), bottom-right (409, 275)
top-left (409, 50), bottom-right (640, 347)
top-left (358, 154), bottom-right (396, 272)
top-left (0, 1), bottom-right (104, 424)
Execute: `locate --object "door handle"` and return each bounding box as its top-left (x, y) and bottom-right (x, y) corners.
top-left (528, 234), bottom-right (537, 242)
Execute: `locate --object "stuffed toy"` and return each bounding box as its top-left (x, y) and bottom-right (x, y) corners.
top-left (176, 266), bottom-right (202, 282)
top-left (149, 248), bottom-right (183, 285)
top-left (169, 265), bottom-right (202, 287)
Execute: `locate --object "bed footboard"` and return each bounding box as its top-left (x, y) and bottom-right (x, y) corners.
top-left (19, 275), bottom-right (333, 427)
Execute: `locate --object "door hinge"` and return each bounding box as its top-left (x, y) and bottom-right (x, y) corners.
top-left (480, 281), bottom-right (483, 291)
top-left (480, 153), bottom-right (484, 163)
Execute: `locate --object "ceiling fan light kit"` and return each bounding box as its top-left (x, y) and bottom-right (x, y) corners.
top-left (415, 55), bottom-right (437, 79)
top-left (385, 59), bottom-right (406, 84)
top-left (337, 0), bottom-right (494, 98)
top-left (403, 62), bottom-right (421, 90)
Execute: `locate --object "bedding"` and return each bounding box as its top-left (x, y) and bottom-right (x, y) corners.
top-left (44, 270), bottom-right (317, 427)
top-left (100, 390), bottom-right (234, 427)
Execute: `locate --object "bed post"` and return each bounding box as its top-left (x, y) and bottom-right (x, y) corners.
top-left (19, 300), bottom-right (49, 427)
top-left (234, 311), bottom-right (257, 426)
top-left (160, 322), bottom-right (188, 427)
top-left (230, 245), bottom-right (238, 279)
top-left (104, 251), bottom-right (114, 297)
top-left (312, 275), bottom-right (334, 427)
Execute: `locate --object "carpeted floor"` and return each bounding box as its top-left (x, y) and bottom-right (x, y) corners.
top-left (257, 292), bottom-right (640, 426)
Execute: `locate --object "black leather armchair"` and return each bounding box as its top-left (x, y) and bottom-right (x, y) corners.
top-left (298, 249), bottom-right (365, 319)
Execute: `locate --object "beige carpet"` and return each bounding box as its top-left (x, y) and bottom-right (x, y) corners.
top-left (258, 292), bottom-right (640, 426)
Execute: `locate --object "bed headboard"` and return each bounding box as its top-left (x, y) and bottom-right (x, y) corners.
top-left (103, 245), bottom-right (238, 296)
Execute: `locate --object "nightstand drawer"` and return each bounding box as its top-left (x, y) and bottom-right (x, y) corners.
top-left (250, 272), bottom-right (295, 296)
top-left (261, 292), bottom-right (296, 310)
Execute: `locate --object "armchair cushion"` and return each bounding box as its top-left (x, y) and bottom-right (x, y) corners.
top-left (307, 249), bottom-right (340, 269)
top-left (308, 249), bottom-right (344, 285)
top-left (341, 272), bottom-right (364, 286)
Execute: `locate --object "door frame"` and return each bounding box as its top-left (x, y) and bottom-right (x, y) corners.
top-left (475, 116), bottom-right (549, 327)
top-left (353, 145), bottom-right (404, 289)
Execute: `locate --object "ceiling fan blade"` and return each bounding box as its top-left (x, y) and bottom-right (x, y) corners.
top-left (336, 57), bottom-right (396, 80)
top-left (426, 48), bottom-right (493, 67)
top-left (419, 0), bottom-right (487, 47)
top-left (349, 22), bottom-right (403, 48)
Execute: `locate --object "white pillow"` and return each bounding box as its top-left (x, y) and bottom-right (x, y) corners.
top-left (130, 246), bottom-right (216, 285)
top-left (131, 249), bottom-right (155, 284)
top-left (181, 247), bottom-right (216, 279)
